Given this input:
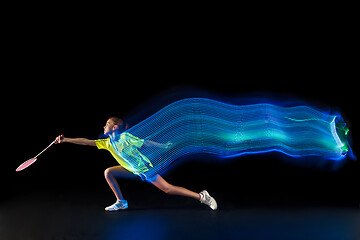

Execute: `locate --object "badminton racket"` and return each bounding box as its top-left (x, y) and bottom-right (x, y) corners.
top-left (16, 135), bottom-right (63, 172)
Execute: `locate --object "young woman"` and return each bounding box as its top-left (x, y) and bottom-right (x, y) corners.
top-left (55, 117), bottom-right (217, 211)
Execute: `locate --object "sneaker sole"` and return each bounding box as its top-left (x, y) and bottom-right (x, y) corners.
top-left (105, 207), bottom-right (128, 212)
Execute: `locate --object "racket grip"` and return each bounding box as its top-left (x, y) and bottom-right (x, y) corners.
top-left (54, 134), bottom-right (64, 143)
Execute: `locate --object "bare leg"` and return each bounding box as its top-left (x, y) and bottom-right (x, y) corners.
top-left (150, 175), bottom-right (201, 201)
top-left (104, 166), bottom-right (135, 201)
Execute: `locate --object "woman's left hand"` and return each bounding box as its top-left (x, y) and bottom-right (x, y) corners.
top-left (163, 142), bottom-right (173, 149)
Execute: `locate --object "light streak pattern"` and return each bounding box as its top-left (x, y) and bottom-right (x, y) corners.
top-left (111, 98), bottom-right (354, 180)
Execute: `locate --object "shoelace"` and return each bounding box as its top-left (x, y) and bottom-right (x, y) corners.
top-left (200, 193), bottom-right (211, 204)
top-left (111, 201), bottom-right (126, 208)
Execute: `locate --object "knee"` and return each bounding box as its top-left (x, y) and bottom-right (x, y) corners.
top-left (162, 185), bottom-right (174, 195)
top-left (104, 168), bottom-right (112, 179)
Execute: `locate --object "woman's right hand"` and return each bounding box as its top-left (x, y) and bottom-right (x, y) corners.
top-left (54, 135), bottom-right (64, 144)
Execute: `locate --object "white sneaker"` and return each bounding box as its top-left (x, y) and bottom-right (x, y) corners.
top-left (199, 190), bottom-right (217, 210)
top-left (105, 200), bottom-right (128, 211)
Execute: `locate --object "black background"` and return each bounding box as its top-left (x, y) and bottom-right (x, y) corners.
top-left (3, 14), bottom-right (359, 209)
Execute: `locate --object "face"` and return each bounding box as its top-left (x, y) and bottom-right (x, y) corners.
top-left (103, 119), bottom-right (118, 135)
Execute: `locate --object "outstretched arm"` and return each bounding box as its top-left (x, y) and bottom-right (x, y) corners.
top-left (144, 140), bottom-right (172, 149)
top-left (55, 135), bottom-right (96, 146)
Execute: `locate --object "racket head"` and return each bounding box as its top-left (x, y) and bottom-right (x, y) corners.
top-left (16, 158), bottom-right (37, 172)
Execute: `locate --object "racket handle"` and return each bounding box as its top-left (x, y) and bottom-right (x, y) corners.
top-left (53, 134), bottom-right (64, 144)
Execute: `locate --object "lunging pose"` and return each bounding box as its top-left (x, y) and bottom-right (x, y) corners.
top-left (55, 117), bottom-right (217, 211)
top-left (54, 97), bottom-right (354, 211)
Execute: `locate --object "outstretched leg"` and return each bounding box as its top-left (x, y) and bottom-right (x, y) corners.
top-left (151, 175), bottom-right (217, 210)
top-left (150, 174), bottom-right (201, 201)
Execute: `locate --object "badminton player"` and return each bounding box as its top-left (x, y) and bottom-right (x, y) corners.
top-left (55, 117), bottom-right (217, 211)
